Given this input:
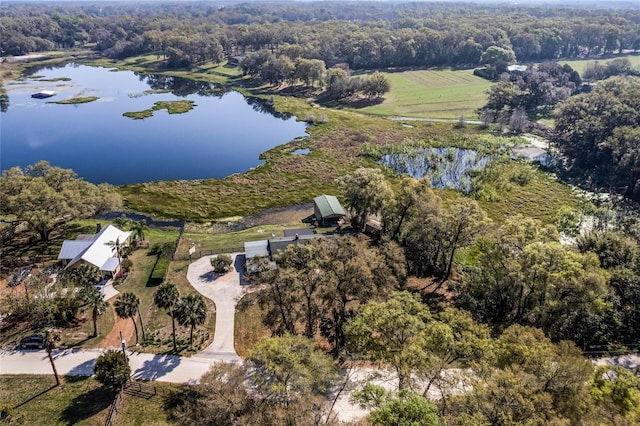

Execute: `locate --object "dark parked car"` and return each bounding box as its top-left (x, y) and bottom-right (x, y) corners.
top-left (19, 335), bottom-right (44, 350)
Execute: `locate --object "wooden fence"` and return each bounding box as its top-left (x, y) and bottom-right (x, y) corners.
top-left (104, 386), bottom-right (123, 426)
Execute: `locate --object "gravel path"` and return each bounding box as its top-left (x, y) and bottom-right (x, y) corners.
top-left (186, 254), bottom-right (247, 362)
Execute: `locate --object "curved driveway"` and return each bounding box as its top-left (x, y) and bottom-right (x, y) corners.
top-left (186, 254), bottom-right (247, 362)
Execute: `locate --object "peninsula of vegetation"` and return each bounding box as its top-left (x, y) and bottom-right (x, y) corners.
top-left (1, 1), bottom-right (640, 425)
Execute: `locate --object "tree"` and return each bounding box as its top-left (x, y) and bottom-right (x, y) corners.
top-left (336, 168), bottom-right (393, 231)
top-left (129, 220), bottom-right (148, 243)
top-left (554, 76), bottom-right (640, 197)
top-left (115, 292), bottom-right (142, 345)
top-left (78, 286), bottom-right (108, 337)
top-left (175, 293), bottom-right (207, 347)
top-left (58, 264), bottom-right (100, 288)
top-left (590, 365), bottom-right (640, 424)
top-left (44, 328), bottom-right (61, 386)
top-left (0, 162), bottom-right (121, 241)
top-left (480, 46), bottom-right (515, 79)
top-left (353, 384), bottom-right (445, 426)
top-left (319, 236), bottom-right (400, 354)
top-left (361, 71), bottom-right (391, 99)
top-left (153, 282), bottom-right (180, 352)
top-left (94, 349), bottom-right (130, 390)
top-left (170, 363), bottom-right (254, 425)
top-left (211, 254), bottom-right (233, 273)
top-left (450, 325), bottom-right (594, 425)
top-left (345, 291), bottom-right (431, 390)
top-left (382, 176), bottom-right (438, 242)
top-left (248, 334), bottom-right (337, 407)
top-left (105, 237), bottom-right (125, 275)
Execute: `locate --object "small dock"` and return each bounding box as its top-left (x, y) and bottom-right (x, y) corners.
top-left (31, 90), bottom-right (56, 99)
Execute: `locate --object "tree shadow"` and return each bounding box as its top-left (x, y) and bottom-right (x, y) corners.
top-left (131, 354), bottom-right (181, 381)
top-left (13, 384), bottom-right (58, 409)
top-left (66, 359), bottom-right (96, 376)
top-left (199, 270), bottom-right (224, 282)
top-left (60, 386), bottom-right (114, 424)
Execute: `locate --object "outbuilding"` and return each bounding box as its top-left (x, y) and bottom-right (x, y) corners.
top-left (313, 195), bottom-right (346, 226)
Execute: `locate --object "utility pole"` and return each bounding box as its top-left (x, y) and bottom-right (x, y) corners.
top-left (120, 330), bottom-right (128, 363)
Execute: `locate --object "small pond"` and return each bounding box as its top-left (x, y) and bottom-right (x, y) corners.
top-left (291, 148), bottom-right (311, 155)
top-left (381, 147), bottom-right (489, 191)
top-left (1, 63), bottom-right (307, 185)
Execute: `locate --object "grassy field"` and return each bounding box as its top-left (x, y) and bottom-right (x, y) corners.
top-left (0, 375), bottom-right (111, 425)
top-left (357, 68), bottom-right (493, 119)
top-left (560, 53), bottom-right (640, 76)
top-left (0, 375), bottom-right (178, 426)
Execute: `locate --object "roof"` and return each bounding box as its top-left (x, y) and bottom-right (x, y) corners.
top-left (245, 240), bottom-right (270, 259)
top-left (507, 64), bottom-right (527, 72)
top-left (61, 225), bottom-right (131, 272)
top-left (283, 228), bottom-right (315, 238)
top-left (58, 240), bottom-right (93, 260)
top-left (268, 234), bottom-right (329, 256)
top-left (313, 195), bottom-right (346, 219)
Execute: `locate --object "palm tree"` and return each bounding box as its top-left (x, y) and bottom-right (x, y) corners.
top-left (44, 328), bottom-right (61, 386)
top-left (115, 292), bottom-right (141, 345)
top-left (130, 220), bottom-right (149, 244)
top-left (154, 282), bottom-right (180, 352)
top-left (175, 293), bottom-right (207, 347)
top-left (106, 237), bottom-right (124, 275)
top-left (79, 286), bottom-right (109, 337)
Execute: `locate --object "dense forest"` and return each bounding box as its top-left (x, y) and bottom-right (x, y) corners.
top-left (2, 2), bottom-right (640, 70)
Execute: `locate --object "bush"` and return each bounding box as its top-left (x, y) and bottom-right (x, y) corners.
top-left (150, 257), bottom-right (170, 284)
top-left (121, 258), bottom-right (133, 271)
top-left (211, 254), bottom-right (233, 273)
top-left (94, 350), bottom-right (130, 389)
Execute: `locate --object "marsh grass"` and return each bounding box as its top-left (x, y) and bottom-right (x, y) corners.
top-left (39, 77), bottom-right (72, 82)
top-left (49, 96), bottom-right (98, 105)
top-left (123, 100), bottom-right (195, 119)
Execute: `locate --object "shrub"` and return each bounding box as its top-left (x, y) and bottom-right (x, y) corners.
top-left (211, 254), bottom-right (233, 273)
top-left (150, 257), bottom-right (170, 284)
top-left (304, 112), bottom-right (315, 123)
top-left (94, 350), bottom-right (130, 389)
top-left (121, 258), bottom-right (133, 271)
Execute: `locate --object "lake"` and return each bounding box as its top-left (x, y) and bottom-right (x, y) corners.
top-left (0, 63), bottom-right (307, 185)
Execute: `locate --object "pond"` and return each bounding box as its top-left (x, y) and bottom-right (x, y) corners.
top-left (381, 147), bottom-right (489, 191)
top-left (1, 63), bottom-right (307, 185)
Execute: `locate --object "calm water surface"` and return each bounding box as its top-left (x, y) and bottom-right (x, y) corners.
top-left (0, 64), bottom-right (307, 185)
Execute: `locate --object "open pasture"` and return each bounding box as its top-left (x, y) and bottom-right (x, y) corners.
top-left (359, 68), bottom-right (493, 119)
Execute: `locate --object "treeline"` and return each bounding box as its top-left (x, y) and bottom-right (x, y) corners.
top-left (246, 168), bottom-right (640, 422)
top-left (2, 2), bottom-right (640, 70)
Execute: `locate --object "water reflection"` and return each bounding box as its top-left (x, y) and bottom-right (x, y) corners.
top-left (2, 63), bottom-right (307, 184)
top-left (382, 147), bottom-right (489, 191)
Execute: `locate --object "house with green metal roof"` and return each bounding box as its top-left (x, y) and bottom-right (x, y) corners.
top-left (313, 194), bottom-right (346, 226)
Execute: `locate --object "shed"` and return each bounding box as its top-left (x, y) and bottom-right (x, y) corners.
top-left (313, 195), bottom-right (346, 225)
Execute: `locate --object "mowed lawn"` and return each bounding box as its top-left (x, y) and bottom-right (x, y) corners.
top-left (360, 69), bottom-right (493, 119)
top-left (560, 53), bottom-right (640, 76)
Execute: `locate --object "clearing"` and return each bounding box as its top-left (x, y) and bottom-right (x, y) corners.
top-left (357, 68), bottom-right (493, 119)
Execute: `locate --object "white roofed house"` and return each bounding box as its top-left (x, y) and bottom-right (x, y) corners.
top-left (57, 224), bottom-right (132, 278)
